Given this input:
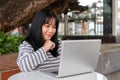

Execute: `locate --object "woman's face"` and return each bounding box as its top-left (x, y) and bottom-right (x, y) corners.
top-left (42, 18), bottom-right (56, 41)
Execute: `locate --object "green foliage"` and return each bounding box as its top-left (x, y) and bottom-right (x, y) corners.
top-left (0, 31), bottom-right (24, 55)
top-left (58, 35), bottom-right (63, 40)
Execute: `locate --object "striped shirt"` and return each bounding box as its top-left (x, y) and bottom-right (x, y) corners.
top-left (17, 40), bottom-right (62, 72)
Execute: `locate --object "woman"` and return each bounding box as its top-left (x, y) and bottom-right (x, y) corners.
top-left (17, 8), bottom-right (61, 72)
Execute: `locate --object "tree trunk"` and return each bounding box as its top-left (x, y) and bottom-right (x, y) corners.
top-left (0, 0), bottom-right (55, 32)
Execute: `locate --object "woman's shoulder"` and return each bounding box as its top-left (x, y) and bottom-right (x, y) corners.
top-left (18, 41), bottom-right (34, 54)
top-left (19, 41), bottom-right (32, 48)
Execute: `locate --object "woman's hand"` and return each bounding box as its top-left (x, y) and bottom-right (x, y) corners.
top-left (42, 40), bottom-right (55, 52)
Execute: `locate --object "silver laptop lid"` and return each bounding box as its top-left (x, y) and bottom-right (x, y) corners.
top-left (58, 39), bottom-right (101, 77)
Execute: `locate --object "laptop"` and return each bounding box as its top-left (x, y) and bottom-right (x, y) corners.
top-left (42, 39), bottom-right (101, 78)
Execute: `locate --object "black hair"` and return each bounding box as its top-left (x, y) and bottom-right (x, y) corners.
top-left (24, 8), bottom-right (59, 57)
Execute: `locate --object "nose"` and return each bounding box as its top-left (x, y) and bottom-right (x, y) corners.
top-left (48, 26), bottom-right (53, 32)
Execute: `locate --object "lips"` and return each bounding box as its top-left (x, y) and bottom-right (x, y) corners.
top-left (46, 34), bottom-right (53, 39)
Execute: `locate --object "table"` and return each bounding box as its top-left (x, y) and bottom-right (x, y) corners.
top-left (8, 71), bottom-right (107, 80)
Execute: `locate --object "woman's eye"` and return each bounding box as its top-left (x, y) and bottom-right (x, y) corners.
top-left (44, 24), bottom-right (49, 27)
top-left (52, 25), bottom-right (56, 28)
top-left (44, 24), bottom-right (56, 28)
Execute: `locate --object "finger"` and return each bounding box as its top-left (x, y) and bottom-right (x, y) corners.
top-left (52, 43), bottom-right (55, 48)
top-left (50, 43), bottom-right (55, 50)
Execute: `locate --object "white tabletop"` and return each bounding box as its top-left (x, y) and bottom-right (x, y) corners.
top-left (8, 71), bottom-right (107, 80)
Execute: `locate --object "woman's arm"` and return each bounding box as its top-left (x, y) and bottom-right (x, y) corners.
top-left (57, 39), bottom-right (62, 55)
top-left (17, 41), bottom-right (48, 72)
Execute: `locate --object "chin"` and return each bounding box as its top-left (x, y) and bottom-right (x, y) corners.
top-left (45, 38), bottom-right (51, 40)
top-left (44, 36), bottom-right (52, 40)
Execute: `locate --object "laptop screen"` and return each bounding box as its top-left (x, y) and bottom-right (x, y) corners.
top-left (57, 39), bottom-right (101, 77)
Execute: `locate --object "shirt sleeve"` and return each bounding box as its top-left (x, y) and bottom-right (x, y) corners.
top-left (57, 39), bottom-right (62, 55)
top-left (17, 41), bottom-right (48, 72)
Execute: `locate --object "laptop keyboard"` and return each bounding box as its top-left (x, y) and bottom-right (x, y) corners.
top-left (51, 71), bottom-right (58, 75)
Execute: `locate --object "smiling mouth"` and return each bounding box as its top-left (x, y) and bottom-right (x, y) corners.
top-left (46, 34), bottom-right (52, 38)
